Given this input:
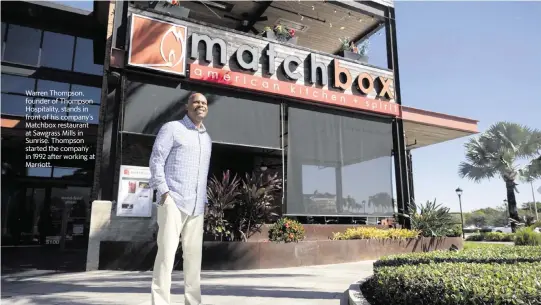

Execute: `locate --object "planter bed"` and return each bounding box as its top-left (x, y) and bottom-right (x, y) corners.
top-left (97, 237), bottom-right (462, 271)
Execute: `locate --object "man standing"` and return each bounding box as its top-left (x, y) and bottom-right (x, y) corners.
top-left (149, 93), bottom-right (212, 305)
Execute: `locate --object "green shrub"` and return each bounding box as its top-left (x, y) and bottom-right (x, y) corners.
top-left (530, 221), bottom-right (541, 230)
top-left (515, 227), bottom-right (541, 246)
top-left (406, 199), bottom-right (456, 237)
top-left (374, 246), bottom-right (541, 268)
top-left (268, 217), bottom-right (305, 243)
top-left (483, 232), bottom-right (514, 241)
top-left (364, 262), bottom-right (541, 305)
top-left (465, 232), bottom-right (514, 242)
top-left (331, 227), bottom-right (419, 240)
top-left (445, 225), bottom-right (462, 237)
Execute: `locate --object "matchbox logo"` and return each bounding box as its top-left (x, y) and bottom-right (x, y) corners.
top-left (128, 14), bottom-right (187, 76)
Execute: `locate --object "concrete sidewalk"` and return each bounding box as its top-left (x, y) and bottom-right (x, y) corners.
top-left (1, 261), bottom-right (374, 305)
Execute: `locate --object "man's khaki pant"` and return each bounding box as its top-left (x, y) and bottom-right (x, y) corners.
top-left (151, 196), bottom-right (204, 305)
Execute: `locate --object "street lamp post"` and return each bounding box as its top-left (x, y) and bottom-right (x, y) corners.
top-left (455, 187), bottom-right (465, 239)
top-left (504, 199), bottom-right (509, 220)
top-left (529, 181), bottom-right (539, 222)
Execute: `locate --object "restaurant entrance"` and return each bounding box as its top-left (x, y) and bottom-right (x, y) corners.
top-left (1, 175), bottom-right (92, 273)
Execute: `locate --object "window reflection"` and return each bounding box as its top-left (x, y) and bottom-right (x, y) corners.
top-left (74, 38), bottom-right (103, 75)
top-left (287, 107), bottom-right (394, 217)
top-left (71, 84), bottom-right (101, 105)
top-left (27, 167), bottom-right (52, 177)
top-left (41, 31), bottom-right (75, 70)
top-left (68, 104), bottom-right (99, 124)
top-left (1, 23), bottom-right (6, 56)
top-left (1, 94), bottom-right (28, 116)
top-left (52, 167), bottom-right (79, 178)
top-left (301, 165), bottom-right (337, 215)
top-left (36, 98), bottom-right (65, 119)
top-left (36, 79), bottom-right (70, 98)
top-left (3, 25), bottom-right (41, 66)
top-left (1, 74), bottom-right (36, 94)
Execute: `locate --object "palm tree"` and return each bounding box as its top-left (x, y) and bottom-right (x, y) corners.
top-left (522, 156), bottom-right (541, 180)
top-left (458, 122), bottom-right (541, 232)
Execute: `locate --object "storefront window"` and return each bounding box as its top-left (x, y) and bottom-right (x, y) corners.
top-left (27, 167), bottom-right (52, 177)
top-left (41, 31), bottom-right (75, 70)
top-left (1, 74), bottom-right (36, 94)
top-left (71, 84), bottom-right (101, 104)
top-left (1, 22), bottom-right (6, 56)
top-left (36, 80), bottom-right (70, 117)
top-left (122, 79), bottom-right (282, 149)
top-left (1, 74), bottom-right (34, 115)
top-left (1, 94), bottom-right (28, 116)
top-left (52, 167), bottom-right (87, 179)
top-left (73, 37), bottom-right (103, 75)
top-left (69, 104), bottom-right (100, 124)
top-left (286, 107), bottom-right (394, 217)
top-left (3, 24), bottom-right (41, 66)
top-left (36, 79), bottom-right (70, 97)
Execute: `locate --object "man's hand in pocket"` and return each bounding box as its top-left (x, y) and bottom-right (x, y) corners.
top-left (159, 192), bottom-right (169, 206)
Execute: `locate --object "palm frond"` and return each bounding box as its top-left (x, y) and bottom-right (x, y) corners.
top-left (458, 121), bottom-right (541, 184)
top-left (458, 161), bottom-right (497, 182)
top-left (520, 157), bottom-right (541, 182)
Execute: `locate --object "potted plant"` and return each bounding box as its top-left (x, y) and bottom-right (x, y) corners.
top-left (339, 37), bottom-right (369, 63)
top-left (262, 25), bottom-right (298, 45)
top-left (153, 0), bottom-right (191, 19)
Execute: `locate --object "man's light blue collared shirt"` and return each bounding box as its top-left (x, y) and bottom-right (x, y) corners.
top-left (149, 115), bottom-right (212, 216)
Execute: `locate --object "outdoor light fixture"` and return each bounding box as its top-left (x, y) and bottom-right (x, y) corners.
top-left (455, 187), bottom-right (465, 239)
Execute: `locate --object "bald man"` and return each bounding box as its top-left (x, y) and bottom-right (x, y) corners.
top-left (149, 93), bottom-right (212, 305)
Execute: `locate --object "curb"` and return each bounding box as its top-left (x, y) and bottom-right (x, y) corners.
top-left (347, 277), bottom-right (372, 305)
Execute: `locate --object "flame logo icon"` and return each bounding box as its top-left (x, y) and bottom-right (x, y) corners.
top-left (128, 15), bottom-right (188, 76)
top-left (159, 26), bottom-right (186, 68)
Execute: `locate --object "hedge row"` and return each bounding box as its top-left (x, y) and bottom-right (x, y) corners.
top-left (466, 232), bottom-right (514, 242)
top-left (364, 262), bottom-right (541, 305)
top-left (331, 227), bottom-right (419, 240)
top-left (374, 246), bottom-right (541, 268)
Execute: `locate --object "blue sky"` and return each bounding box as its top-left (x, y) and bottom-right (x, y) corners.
top-left (50, 1), bottom-right (93, 11)
top-left (390, 1), bottom-right (541, 212)
top-left (51, 1), bottom-right (541, 213)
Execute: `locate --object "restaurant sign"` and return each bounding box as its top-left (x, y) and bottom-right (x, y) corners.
top-left (128, 13), bottom-right (399, 116)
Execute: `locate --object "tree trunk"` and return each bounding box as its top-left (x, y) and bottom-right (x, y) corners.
top-left (505, 179), bottom-right (520, 232)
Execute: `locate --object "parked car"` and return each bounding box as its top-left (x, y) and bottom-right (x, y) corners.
top-left (492, 226), bottom-right (512, 233)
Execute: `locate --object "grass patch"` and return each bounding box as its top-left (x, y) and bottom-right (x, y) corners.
top-left (463, 241), bottom-right (508, 250)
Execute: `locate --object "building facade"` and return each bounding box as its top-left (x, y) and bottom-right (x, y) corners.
top-left (1, 1), bottom-right (478, 272)
top-left (1, 1), bottom-right (106, 272)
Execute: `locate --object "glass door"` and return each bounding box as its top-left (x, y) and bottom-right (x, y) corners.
top-left (50, 186), bottom-right (91, 250)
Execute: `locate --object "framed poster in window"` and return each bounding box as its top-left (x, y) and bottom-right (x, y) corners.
top-left (116, 165), bottom-right (154, 217)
